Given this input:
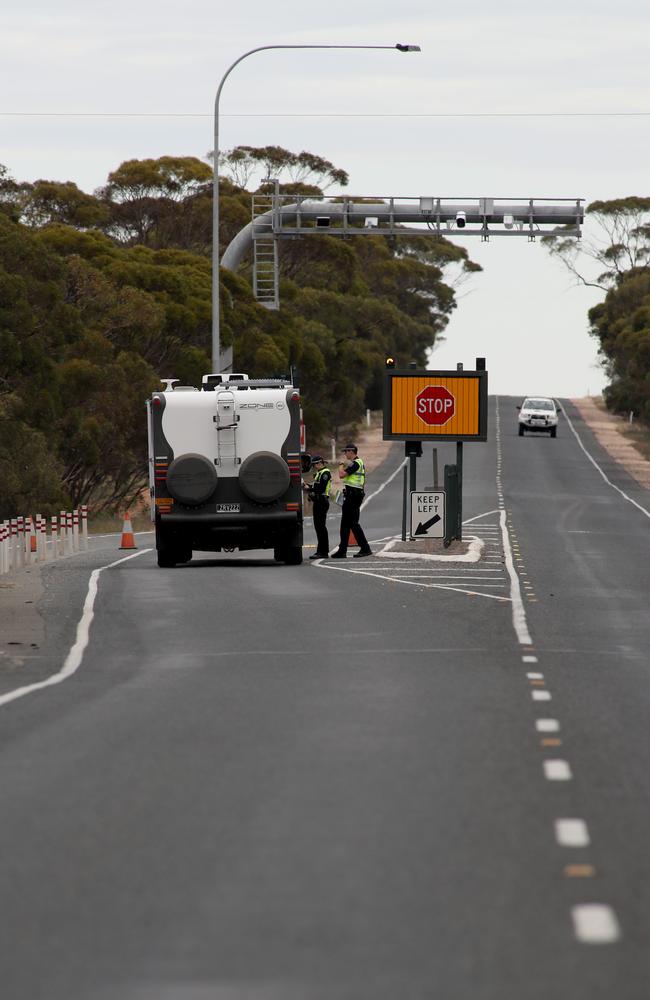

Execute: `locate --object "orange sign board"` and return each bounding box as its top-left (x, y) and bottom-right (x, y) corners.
top-left (383, 369), bottom-right (488, 441)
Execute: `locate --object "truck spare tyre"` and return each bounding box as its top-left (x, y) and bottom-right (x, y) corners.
top-left (166, 453), bottom-right (218, 505)
top-left (238, 451), bottom-right (291, 503)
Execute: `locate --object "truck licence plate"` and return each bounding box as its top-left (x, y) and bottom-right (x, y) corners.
top-left (216, 503), bottom-right (240, 513)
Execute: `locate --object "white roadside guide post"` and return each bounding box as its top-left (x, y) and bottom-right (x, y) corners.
top-left (73, 509), bottom-right (80, 551)
top-left (39, 514), bottom-right (47, 560)
top-left (81, 505), bottom-right (88, 550)
top-left (16, 516), bottom-right (24, 568)
top-left (10, 519), bottom-right (18, 569)
top-left (28, 516), bottom-right (36, 564)
top-left (0, 522), bottom-right (7, 574)
top-left (211, 42), bottom-right (421, 370)
top-left (31, 516), bottom-right (37, 562)
top-left (24, 516), bottom-right (31, 565)
top-left (51, 515), bottom-right (58, 559)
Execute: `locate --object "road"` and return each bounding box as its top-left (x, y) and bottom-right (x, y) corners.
top-left (1, 396), bottom-right (650, 999)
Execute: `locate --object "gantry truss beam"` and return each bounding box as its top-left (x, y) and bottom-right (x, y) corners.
top-left (219, 192), bottom-right (584, 308)
top-left (261, 194), bottom-right (583, 240)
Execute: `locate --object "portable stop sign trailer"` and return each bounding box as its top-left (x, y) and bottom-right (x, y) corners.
top-left (383, 368), bottom-right (488, 442)
top-left (383, 365), bottom-right (489, 543)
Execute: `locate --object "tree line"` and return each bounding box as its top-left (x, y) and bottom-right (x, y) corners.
top-left (543, 196), bottom-right (650, 420)
top-left (0, 149), bottom-right (479, 517)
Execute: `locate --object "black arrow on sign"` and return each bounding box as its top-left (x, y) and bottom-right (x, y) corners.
top-left (414, 513), bottom-right (441, 536)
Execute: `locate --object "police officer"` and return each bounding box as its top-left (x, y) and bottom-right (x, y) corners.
top-left (304, 455), bottom-right (332, 559)
top-left (330, 443), bottom-right (372, 559)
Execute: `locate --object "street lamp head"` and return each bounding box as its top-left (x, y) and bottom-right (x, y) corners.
top-left (395, 43), bottom-right (421, 52)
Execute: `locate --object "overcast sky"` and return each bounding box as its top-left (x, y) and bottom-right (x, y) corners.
top-left (3, 0), bottom-right (649, 397)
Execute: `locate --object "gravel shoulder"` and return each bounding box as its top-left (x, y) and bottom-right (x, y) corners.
top-left (0, 566), bottom-right (45, 671)
top-left (571, 396), bottom-right (650, 489)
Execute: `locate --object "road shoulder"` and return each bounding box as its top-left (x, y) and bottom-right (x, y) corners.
top-left (0, 565), bottom-right (45, 672)
top-left (571, 396), bottom-right (650, 490)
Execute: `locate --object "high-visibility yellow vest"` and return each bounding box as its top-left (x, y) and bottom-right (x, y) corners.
top-left (313, 466), bottom-right (332, 497)
top-left (342, 457), bottom-right (365, 490)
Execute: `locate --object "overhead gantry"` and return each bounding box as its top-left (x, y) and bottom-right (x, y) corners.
top-left (220, 189), bottom-right (584, 310)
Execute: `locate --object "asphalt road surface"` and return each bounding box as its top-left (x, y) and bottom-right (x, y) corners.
top-left (1, 397), bottom-right (650, 999)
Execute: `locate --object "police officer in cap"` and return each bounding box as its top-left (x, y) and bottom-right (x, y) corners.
top-left (303, 454), bottom-right (332, 559)
top-left (330, 443), bottom-right (372, 558)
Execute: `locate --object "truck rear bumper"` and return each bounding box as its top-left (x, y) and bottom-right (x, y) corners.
top-left (158, 511), bottom-right (300, 527)
top-left (156, 509), bottom-right (302, 554)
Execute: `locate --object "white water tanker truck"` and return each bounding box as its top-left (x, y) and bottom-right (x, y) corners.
top-left (146, 373), bottom-right (306, 567)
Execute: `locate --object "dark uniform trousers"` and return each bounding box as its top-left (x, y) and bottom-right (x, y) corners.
top-left (338, 487), bottom-right (369, 553)
top-left (312, 498), bottom-right (330, 555)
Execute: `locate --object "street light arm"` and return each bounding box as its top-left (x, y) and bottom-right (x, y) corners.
top-left (215, 44), bottom-right (419, 111)
top-left (211, 42), bottom-right (421, 370)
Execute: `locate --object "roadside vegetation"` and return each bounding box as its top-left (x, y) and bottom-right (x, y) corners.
top-left (0, 149), bottom-right (479, 517)
top-left (544, 197), bottom-right (650, 424)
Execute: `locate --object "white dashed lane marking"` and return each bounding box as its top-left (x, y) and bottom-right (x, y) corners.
top-left (544, 759), bottom-right (572, 781)
top-left (536, 719), bottom-right (560, 733)
top-left (556, 819), bottom-right (591, 847)
top-left (497, 399), bottom-right (623, 944)
top-left (572, 904), bottom-right (621, 944)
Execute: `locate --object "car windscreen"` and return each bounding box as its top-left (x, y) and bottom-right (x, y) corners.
top-left (524, 399), bottom-right (554, 411)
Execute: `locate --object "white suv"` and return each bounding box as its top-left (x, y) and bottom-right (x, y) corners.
top-left (517, 397), bottom-right (561, 437)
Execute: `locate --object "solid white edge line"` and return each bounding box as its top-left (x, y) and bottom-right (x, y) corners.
top-left (495, 398), bottom-right (533, 646)
top-left (0, 549), bottom-right (150, 709)
top-left (361, 457), bottom-right (408, 508)
top-left (500, 509), bottom-right (532, 645)
top-left (562, 402), bottom-right (650, 519)
top-left (463, 509), bottom-right (502, 524)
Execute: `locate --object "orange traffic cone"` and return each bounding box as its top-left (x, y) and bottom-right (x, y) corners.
top-left (348, 529), bottom-right (358, 547)
top-left (119, 512), bottom-right (137, 549)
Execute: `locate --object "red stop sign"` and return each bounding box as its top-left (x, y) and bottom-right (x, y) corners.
top-left (416, 385), bottom-right (456, 425)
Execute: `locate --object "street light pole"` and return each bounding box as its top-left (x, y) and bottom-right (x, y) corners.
top-left (211, 42), bottom-right (421, 371)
